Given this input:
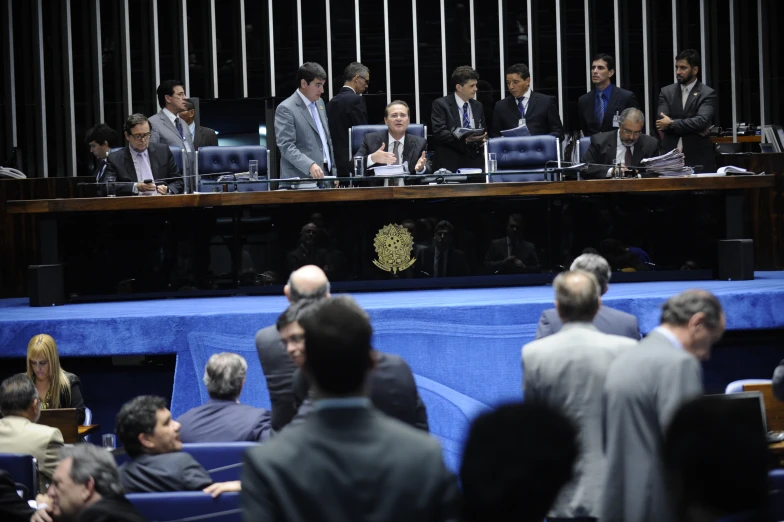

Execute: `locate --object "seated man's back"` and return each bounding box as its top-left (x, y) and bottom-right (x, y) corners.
top-left (177, 400), bottom-right (271, 443)
top-left (119, 452), bottom-right (212, 493)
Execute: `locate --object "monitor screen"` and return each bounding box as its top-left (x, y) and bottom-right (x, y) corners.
top-left (703, 391), bottom-right (768, 437)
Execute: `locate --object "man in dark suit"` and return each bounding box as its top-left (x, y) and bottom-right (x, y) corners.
top-left (581, 108), bottom-right (660, 179)
top-left (176, 353), bottom-right (272, 442)
top-left (484, 213), bottom-right (539, 274)
top-left (255, 265), bottom-right (330, 431)
top-left (655, 49), bottom-right (717, 173)
top-left (103, 113), bottom-right (182, 196)
top-left (492, 63), bottom-right (564, 140)
top-left (0, 469), bottom-right (35, 522)
top-left (356, 100), bottom-right (430, 186)
top-left (578, 54), bottom-right (639, 137)
top-left (179, 98), bottom-right (218, 150)
top-left (416, 220), bottom-right (470, 278)
top-left (431, 65), bottom-right (487, 172)
top-left (327, 62), bottom-right (369, 177)
top-left (85, 123), bottom-right (118, 182)
top-left (241, 297), bottom-right (459, 522)
top-left (536, 253), bottom-right (640, 340)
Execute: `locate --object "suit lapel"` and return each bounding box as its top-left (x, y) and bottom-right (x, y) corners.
top-left (123, 148), bottom-right (136, 180)
top-left (294, 94), bottom-right (319, 134)
top-left (606, 132), bottom-right (619, 160)
top-left (447, 96), bottom-right (461, 128)
top-left (525, 92), bottom-right (538, 119)
top-left (632, 139), bottom-right (647, 165)
top-left (158, 111), bottom-right (179, 137)
top-left (682, 82), bottom-right (701, 114)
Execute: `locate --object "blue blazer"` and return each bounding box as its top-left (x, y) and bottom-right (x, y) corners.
top-left (535, 304), bottom-right (641, 340)
top-left (176, 399), bottom-right (272, 443)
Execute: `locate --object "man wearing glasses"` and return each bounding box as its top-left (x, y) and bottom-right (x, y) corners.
top-left (581, 108), bottom-right (660, 179)
top-left (103, 113), bottom-right (183, 196)
top-left (327, 62), bottom-right (370, 177)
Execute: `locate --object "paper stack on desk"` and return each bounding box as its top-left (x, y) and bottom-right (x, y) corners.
top-left (638, 149), bottom-right (692, 176)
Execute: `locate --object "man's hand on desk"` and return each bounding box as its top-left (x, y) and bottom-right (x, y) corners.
top-left (156, 184), bottom-right (169, 195)
top-left (136, 182), bottom-right (156, 192)
top-left (370, 143), bottom-right (397, 165)
top-left (503, 256), bottom-right (524, 268)
top-left (309, 163), bottom-right (325, 179)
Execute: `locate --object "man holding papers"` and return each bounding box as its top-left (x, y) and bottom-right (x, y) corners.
top-left (431, 66), bottom-right (487, 172)
top-left (491, 63), bottom-right (564, 140)
top-left (356, 100), bottom-right (430, 186)
top-left (581, 108), bottom-right (660, 179)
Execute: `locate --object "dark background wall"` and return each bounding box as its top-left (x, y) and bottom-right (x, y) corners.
top-left (0, 0), bottom-right (781, 179)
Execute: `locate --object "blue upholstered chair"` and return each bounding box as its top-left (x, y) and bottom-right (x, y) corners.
top-left (349, 124), bottom-right (426, 159)
top-left (770, 470), bottom-right (784, 521)
top-left (168, 145), bottom-right (183, 173)
top-left (724, 379), bottom-right (772, 394)
top-left (127, 492), bottom-right (240, 522)
top-left (486, 135), bottom-right (559, 182)
top-left (197, 146), bottom-right (269, 192)
top-left (0, 453), bottom-right (38, 500)
top-left (579, 136), bottom-right (591, 161)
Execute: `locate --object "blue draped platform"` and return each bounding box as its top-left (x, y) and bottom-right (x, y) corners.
top-left (2, 272), bottom-right (784, 472)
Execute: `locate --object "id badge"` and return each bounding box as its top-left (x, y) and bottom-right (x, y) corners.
top-left (519, 118), bottom-right (526, 127)
top-left (612, 112), bottom-right (620, 128)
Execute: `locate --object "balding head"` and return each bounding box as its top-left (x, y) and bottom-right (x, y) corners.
top-left (553, 270), bottom-right (601, 323)
top-left (284, 265), bottom-right (331, 303)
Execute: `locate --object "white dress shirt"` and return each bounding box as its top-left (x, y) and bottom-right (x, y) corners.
top-left (454, 93), bottom-right (475, 128)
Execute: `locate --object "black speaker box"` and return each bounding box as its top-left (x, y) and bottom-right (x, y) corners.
top-left (28, 264), bottom-right (65, 306)
top-left (718, 239), bottom-right (754, 281)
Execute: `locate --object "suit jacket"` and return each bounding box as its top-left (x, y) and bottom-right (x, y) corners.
top-left (578, 86), bottom-right (639, 136)
top-left (176, 399), bottom-right (272, 443)
top-left (484, 237), bottom-right (539, 274)
top-left (491, 92), bottom-right (564, 139)
top-left (255, 325), bottom-right (300, 431)
top-left (327, 86), bottom-right (368, 176)
top-left (601, 329), bottom-right (703, 522)
top-left (0, 470), bottom-right (36, 521)
top-left (78, 498), bottom-right (147, 522)
top-left (290, 352), bottom-right (429, 431)
top-left (523, 323), bottom-right (636, 519)
top-left (119, 452), bottom-right (212, 493)
top-left (430, 95), bottom-right (486, 172)
top-left (149, 110), bottom-right (195, 151)
top-left (241, 406), bottom-right (459, 522)
top-left (657, 80), bottom-right (717, 172)
top-left (536, 304), bottom-right (641, 340)
top-left (416, 246), bottom-right (469, 278)
top-left (103, 143), bottom-right (183, 196)
top-left (0, 415), bottom-right (64, 491)
top-left (193, 125), bottom-right (219, 150)
top-left (581, 130), bottom-right (661, 180)
top-left (275, 91), bottom-right (336, 180)
top-left (356, 130), bottom-right (431, 185)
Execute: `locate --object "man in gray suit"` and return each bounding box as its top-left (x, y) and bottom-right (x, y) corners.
top-left (242, 297), bottom-right (459, 522)
top-left (149, 79), bottom-right (194, 153)
top-left (522, 270), bottom-right (636, 522)
top-left (536, 253), bottom-right (640, 340)
top-left (275, 62), bottom-right (336, 185)
top-left (601, 290), bottom-right (725, 522)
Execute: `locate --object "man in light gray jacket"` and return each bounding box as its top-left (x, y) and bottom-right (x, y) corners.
top-left (149, 79), bottom-right (195, 153)
top-left (522, 270), bottom-right (636, 522)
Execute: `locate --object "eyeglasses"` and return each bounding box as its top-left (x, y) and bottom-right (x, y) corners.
top-left (358, 76), bottom-right (369, 83)
top-left (130, 132), bottom-right (152, 141)
top-left (619, 127), bottom-right (642, 137)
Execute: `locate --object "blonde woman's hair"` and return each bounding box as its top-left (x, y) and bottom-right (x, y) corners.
top-left (26, 334), bottom-right (71, 409)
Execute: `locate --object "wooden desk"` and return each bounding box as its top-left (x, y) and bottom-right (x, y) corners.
top-left (78, 424), bottom-right (100, 439)
top-left (712, 136), bottom-right (761, 143)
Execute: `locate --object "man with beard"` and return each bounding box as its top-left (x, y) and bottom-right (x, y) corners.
top-left (581, 108), bottom-right (660, 179)
top-left (655, 49), bottom-right (717, 172)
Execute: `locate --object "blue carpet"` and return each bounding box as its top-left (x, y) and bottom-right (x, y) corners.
top-left (2, 272), bottom-right (784, 472)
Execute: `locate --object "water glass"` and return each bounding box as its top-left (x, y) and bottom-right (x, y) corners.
top-left (102, 433), bottom-right (116, 449)
top-left (105, 175), bottom-right (116, 197)
top-left (353, 156), bottom-right (365, 177)
top-left (488, 153), bottom-right (497, 173)
top-left (248, 160), bottom-right (259, 181)
top-left (612, 160), bottom-right (623, 179)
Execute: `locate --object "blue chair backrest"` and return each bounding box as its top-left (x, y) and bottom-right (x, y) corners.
top-left (180, 442), bottom-right (257, 482)
top-left (486, 136), bottom-right (559, 182)
top-left (168, 145), bottom-right (183, 173)
top-left (579, 137), bottom-right (591, 161)
top-left (771, 470), bottom-right (784, 521)
top-left (350, 124), bottom-right (426, 158)
top-left (198, 146), bottom-right (268, 175)
top-left (0, 453), bottom-right (38, 500)
top-left (127, 492), bottom-right (240, 522)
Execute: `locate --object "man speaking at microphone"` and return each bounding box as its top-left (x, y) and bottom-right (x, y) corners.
top-left (581, 108), bottom-right (660, 180)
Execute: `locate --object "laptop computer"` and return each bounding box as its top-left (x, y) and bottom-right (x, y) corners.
top-left (704, 391), bottom-right (777, 442)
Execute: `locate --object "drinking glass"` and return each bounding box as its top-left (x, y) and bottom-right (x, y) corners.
top-left (248, 160), bottom-right (259, 181)
top-left (488, 153), bottom-right (497, 173)
top-left (102, 433), bottom-right (116, 449)
top-left (354, 156), bottom-right (365, 177)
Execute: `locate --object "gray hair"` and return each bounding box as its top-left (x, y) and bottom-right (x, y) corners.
top-left (287, 275), bottom-right (330, 303)
top-left (554, 270), bottom-right (601, 323)
top-left (660, 290), bottom-right (724, 329)
top-left (203, 352), bottom-right (247, 400)
top-left (0, 374), bottom-right (37, 414)
top-left (59, 444), bottom-right (125, 500)
top-left (618, 107), bottom-right (645, 126)
top-left (570, 254), bottom-right (612, 295)
top-left (343, 62), bottom-right (369, 82)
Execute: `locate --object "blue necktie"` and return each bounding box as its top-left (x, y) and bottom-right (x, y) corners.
top-left (517, 97), bottom-right (527, 118)
top-left (462, 102), bottom-right (470, 128)
top-left (174, 117), bottom-right (184, 139)
top-left (595, 92), bottom-right (606, 126)
top-left (309, 102), bottom-right (331, 171)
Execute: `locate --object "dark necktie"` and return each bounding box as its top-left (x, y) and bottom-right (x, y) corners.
top-left (462, 102), bottom-right (470, 128)
top-left (595, 92), bottom-right (605, 126)
top-left (392, 141), bottom-right (401, 165)
top-left (625, 145), bottom-right (633, 167)
top-left (96, 161), bottom-right (106, 182)
top-left (174, 117), bottom-right (185, 139)
top-left (517, 97), bottom-right (526, 118)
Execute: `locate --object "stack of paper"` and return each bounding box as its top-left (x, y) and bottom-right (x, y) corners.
top-left (638, 149), bottom-right (692, 176)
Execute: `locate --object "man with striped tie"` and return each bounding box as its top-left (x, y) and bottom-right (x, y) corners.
top-left (491, 63), bottom-right (564, 140)
top-left (431, 65), bottom-right (487, 173)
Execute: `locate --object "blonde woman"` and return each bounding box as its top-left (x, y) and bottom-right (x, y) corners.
top-left (25, 334), bottom-right (86, 424)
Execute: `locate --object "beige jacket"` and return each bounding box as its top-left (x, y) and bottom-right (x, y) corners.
top-left (0, 415), bottom-right (64, 491)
